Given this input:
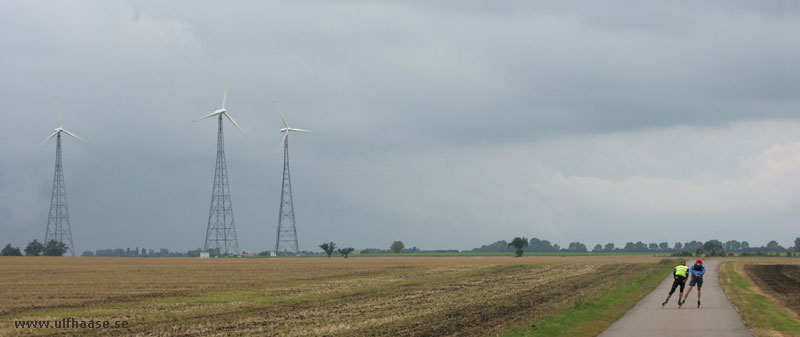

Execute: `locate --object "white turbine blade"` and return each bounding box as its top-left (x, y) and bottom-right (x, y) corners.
top-left (62, 129), bottom-right (88, 143)
top-left (56, 97), bottom-right (62, 127)
top-left (289, 128), bottom-right (312, 133)
top-left (221, 76), bottom-right (229, 109)
top-left (193, 111), bottom-right (220, 122)
top-left (274, 100), bottom-right (289, 128)
top-left (223, 112), bottom-right (246, 135)
top-left (276, 132), bottom-right (288, 156)
top-left (37, 131), bottom-right (59, 148)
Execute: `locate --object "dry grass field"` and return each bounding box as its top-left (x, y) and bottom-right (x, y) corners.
top-left (1, 255), bottom-right (665, 336)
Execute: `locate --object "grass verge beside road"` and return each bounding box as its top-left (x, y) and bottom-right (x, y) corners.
top-left (504, 259), bottom-right (677, 337)
top-left (719, 260), bottom-right (800, 337)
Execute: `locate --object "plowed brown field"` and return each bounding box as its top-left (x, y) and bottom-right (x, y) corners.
top-left (745, 264), bottom-right (800, 315)
top-left (0, 256), bottom-right (664, 336)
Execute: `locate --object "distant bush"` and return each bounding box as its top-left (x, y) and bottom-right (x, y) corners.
top-left (2, 244), bottom-right (22, 256)
top-left (508, 237), bottom-right (528, 257)
top-left (739, 252), bottom-right (779, 257)
top-left (390, 241), bottom-right (405, 254)
top-left (43, 240), bottom-right (68, 256)
top-left (360, 248), bottom-right (389, 254)
top-left (338, 247), bottom-right (355, 258)
top-left (25, 240), bottom-right (44, 256)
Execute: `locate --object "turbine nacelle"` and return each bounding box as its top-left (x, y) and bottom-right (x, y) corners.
top-left (39, 99), bottom-right (87, 148)
top-left (274, 101), bottom-right (310, 156)
top-left (193, 79), bottom-right (246, 135)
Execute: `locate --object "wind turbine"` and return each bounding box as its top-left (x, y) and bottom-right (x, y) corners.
top-left (274, 100), bottom-right (311, 255)
top-left (194, 79), bottom-right (245, 256)
top-left (193, 79), bottom-right (246, 134)
top-left (39, 98), bottom-right (86, 256)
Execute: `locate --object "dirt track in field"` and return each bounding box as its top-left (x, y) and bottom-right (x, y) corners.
top-left (745, 264), bottom-right (800, 315)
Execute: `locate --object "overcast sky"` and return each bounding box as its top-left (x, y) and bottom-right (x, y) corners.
top-left (1, 1), bottom-right (799, 253)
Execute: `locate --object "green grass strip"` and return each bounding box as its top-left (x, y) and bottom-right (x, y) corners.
top-left (719, 261), bottom-right (800, 336)
top-left (503, 259), bottom-right (676, 337)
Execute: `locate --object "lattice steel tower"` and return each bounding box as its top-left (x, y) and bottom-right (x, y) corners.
top-left (203, 114), bottom-right (240, 255)
top-left (45, 133), bottom-right (75, 256)
top-left (274, 101), bottom-right (310, 255)
top-left (195, 81), bottom-right (245, 256)
top-left (275, 137), bottom-right (299, 253)
top-left (39, 100), bottom-right (86, 257)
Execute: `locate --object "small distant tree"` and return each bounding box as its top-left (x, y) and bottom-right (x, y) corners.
top-left (659, 242), bottom-right (669, 251)
top-left (592, 244), bottom-right (603, 253)
top-left (320, 242), bottom-right (336, 258)
top-left (623, 242), bottom-right (635, 252)
top-left (338, 247), bottom-right (355, 258)
top-left (80, 250), bottom-right (94, 257)
top-left (43, 240), bottom-right (68, 256)
top-left (695, 248), bottom-right (704, 256)
top-left (508, 237), bottom-right (528, 257)
top-left (794, 237), bottom-right (800, 252)
top-left (684, 241), bottom-right (703, 252)
top-left (2, 244), bottom-right (23, 256)
top-left (25, 240), bottom-right (44, 256)
top-left (529, 238), bottom-right (542, 251)
top-left (703, 240), bottom-right (724, 256)
top-left (390, 241), bottom-right (405, 254)
top-left (724, 240), bottom-right (741, 252)
top-left (766, 240), bottom-right (783, 252)
top-left (567, 242), bottom-right (588, 252)
top-left (604, 243), bottom-right (615, 252)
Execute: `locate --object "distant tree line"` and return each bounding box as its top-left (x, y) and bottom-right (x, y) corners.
top-left (358, 241), bottom-right (457, 254)
top-left (4, 237), bottom-right (799, 257)
top-left (82, 247), bottom-right (204, 257)
top-left (1, 240), bottom-right (68, 256)
top-left (470, 237), bottom-right (800, 255)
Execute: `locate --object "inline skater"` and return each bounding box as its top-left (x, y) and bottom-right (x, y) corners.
top-left (682, 259), bottom-right (705, 308)
top-left (662, 261), bottom-right (689, 308)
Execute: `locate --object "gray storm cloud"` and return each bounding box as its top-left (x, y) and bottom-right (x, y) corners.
top-left (1, 1), bottom-right (798, 252)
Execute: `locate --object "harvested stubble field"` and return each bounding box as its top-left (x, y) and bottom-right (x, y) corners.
top-left (1, 255), bottom-right (664, 336)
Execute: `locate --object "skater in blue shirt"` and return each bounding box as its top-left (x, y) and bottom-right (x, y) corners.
top-left (682, 259), bottom-right (706, 308)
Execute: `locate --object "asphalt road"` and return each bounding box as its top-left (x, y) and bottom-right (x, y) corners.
top-left (598, 260), bottom-right (753, 337)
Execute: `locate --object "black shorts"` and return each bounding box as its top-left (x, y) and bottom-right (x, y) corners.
top-left (670, 277), bottom-right (686, 294)
top-left (689, 275), bottom-right (703, 288)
